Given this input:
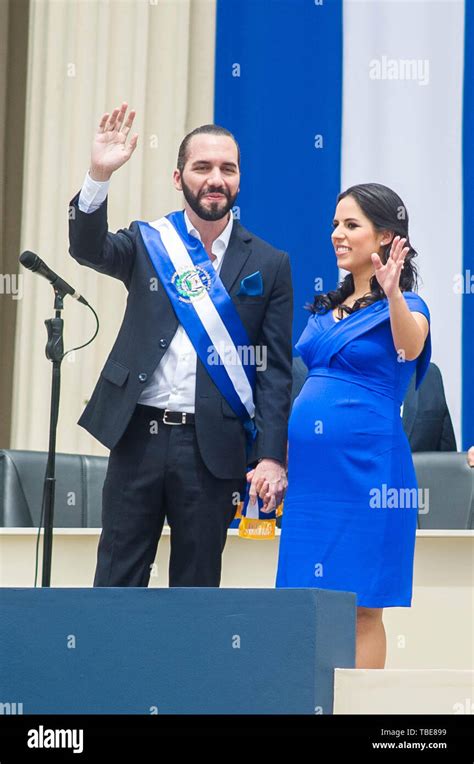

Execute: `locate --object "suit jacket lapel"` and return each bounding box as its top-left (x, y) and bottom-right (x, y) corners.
top-left (219, 221), bottom-right (253, 293)
top-left (196, 221), bottom-right (253, 398)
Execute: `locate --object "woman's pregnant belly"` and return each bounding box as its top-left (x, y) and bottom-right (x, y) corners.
top-left (287, 373), bottom-right (414, 502)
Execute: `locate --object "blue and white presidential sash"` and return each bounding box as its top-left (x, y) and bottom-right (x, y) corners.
top-left (137, 211), bottom-right (256, 445)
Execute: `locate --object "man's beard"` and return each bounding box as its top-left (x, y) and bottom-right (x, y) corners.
top-left (181, 177), bottom-right (238, 222)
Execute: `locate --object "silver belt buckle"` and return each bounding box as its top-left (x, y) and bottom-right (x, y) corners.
top-left (163, 409), bottom-right (186, 425)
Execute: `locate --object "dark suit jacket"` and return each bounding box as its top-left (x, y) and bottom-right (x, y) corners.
top-left (68, 194), bottom-right (293, 479)
top-left (402, 362), bottom-right (457, 452)
top-left (290, 357), bottom-right (457, 452)
top-left (291, 356), bottom-right (308, 406)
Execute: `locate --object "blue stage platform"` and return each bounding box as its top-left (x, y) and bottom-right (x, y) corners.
top-left (0, 588), bottom-right (355, 714)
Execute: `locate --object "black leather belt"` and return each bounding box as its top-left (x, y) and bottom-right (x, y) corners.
top-left (137, 404), bottom-right (195, 425)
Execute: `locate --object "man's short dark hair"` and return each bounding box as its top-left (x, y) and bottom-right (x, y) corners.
top-left (177, 124), bottom-right (240, 173)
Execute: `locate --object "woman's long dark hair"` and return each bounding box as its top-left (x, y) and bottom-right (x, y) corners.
top-left (309, 183), bottom-right (419, 316)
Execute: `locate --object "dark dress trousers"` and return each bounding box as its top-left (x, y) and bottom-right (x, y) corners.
top-left (68, 194), bottom-right (293, 587)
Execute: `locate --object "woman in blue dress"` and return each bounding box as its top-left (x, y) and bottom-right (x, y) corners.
top-left (275, 183), bottom-right (431, 669)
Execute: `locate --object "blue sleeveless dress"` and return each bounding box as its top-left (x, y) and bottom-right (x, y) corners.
top-left (276, 292), bottom-right (431, 607)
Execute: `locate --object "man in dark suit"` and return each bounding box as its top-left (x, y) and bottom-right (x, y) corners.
top-left (401, 362), bottom-right (457, 451)
top-left (69, 103), bottom-right (293, 587)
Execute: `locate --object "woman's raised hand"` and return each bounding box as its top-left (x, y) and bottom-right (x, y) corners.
top-left (371, 236), bottom-right (409, 299)
top-left (89, 102), bottom-right (138, 181)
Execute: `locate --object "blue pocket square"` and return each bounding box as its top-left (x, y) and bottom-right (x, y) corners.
top-left (237, 271), bottom-right (263, 296)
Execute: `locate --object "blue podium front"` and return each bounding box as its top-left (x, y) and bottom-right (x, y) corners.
top-left (0, 588), bottom-right (355, 714)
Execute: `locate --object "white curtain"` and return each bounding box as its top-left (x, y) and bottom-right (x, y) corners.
top-left (12, 0), bottom-right (216, 455)
top-left (341, 0), bottom-right (465, 447)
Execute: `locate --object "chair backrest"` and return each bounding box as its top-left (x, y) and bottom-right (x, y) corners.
top-left (413, 452), bottom-right (474, 529)
top-left (2, 448), bottom-right (472, 530)
top-left (0, 449), bottom-right (108, 528)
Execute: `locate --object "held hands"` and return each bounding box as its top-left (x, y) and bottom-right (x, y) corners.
top-left (246, 458), bottom-right (288, 514)
top-left (90, 102), bottom-right (138, 182)
top-left (371, 235), bottom-right (409, 299)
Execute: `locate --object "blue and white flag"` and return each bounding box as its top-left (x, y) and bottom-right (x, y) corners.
top-left (215, 0), bottom-right (473, 450)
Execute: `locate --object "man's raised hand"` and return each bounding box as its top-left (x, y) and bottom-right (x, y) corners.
top-left (89, 102), bottom-right (138, 182)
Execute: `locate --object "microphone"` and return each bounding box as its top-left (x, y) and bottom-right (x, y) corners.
top-left (19, 251), bottom-right (88, 305)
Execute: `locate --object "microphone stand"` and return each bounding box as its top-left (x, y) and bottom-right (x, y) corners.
top-left (41, 287), bottom-right (66, 587)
